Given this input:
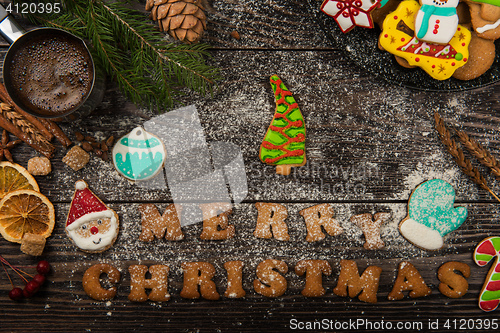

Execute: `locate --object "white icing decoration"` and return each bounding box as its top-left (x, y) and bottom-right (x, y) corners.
top-left (112, 126), bottom-right (166, 164)
top-left (477, 18), bottom-right (500, 34)
top-left (434, 46), bottom-right (450, 57)
top-left (399, 218), bottom-right (444, 250)
top-left (67, 216), bottom-right (118, 251)
top-left (75, 180), bottom-right (87, 190)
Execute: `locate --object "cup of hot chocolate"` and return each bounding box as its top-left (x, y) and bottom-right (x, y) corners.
top-left (0, 6), bottom-right (104, 119)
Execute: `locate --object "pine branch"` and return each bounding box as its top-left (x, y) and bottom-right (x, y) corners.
top-left (15, 0), bottom-right (220, 111)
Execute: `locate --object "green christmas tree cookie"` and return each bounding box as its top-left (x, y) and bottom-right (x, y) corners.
top-left (259, 75), bottom-right (306, 175)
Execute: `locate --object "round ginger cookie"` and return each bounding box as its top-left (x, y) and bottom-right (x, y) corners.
top-left (453, 33), bottom-right (496, 80)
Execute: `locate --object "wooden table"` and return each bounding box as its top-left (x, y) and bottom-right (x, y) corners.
top-left (1, 0), bottom-right (500, 332)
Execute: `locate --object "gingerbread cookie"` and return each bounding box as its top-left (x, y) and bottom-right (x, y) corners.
top-left (474, 236), bottom-right (500, 312)
top-left (320, 0), bottom-right (382, 33)
top-left (351, 212), bottom-right (390, 250)
top-left (437, 261), bottom-right (470, 299)
top-left (379, 0), bottom-right (471, 80)
top-left (399, 179), bottom-right (467, 251)
top-left (388, 262), bottom-right (431, 300)
top-left (415, 0), bottom-right (460, 45)
top-left (333, 260), bottom-right (382, 303)
top-left (112, 126), bottom-right (166, 181)
top-left (467, 0), bottom-right (500, 40)
top-left (83, 263), bottom-right (121, 301)
top-left (259, 75), bottom-right (306, 176)
top-left (65, 180), bottom-right (119, 253)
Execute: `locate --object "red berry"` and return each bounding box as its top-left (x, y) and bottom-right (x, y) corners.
top-left (22, 289), bottom-right (33, 298)
top-left (24, 280), bottom-right (40, 295)
top-left (33, 274), bottom-right (46, 285)
top-left (36, 260), bottom-right (51, 275)
top-left (8, 287), bottom-right (23, 301)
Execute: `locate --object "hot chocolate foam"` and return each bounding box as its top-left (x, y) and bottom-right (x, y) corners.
top-left (8, 34), bottom-right (93, 117)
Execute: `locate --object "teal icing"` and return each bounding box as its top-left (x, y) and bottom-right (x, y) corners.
top-left (408, 179), bottom-right (467, 236)
top-left (119, 137), bottom-right (161, 148)
top-left (114, 151), bottom-right (164, 180)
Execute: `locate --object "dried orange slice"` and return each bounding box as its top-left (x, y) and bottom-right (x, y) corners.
top-left (0, 189), bottom-right (55, 243)
top-left (0, 161), bottom-right (39, 200)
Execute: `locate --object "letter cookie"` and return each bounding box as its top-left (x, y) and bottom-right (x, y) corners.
top-left (388, 262), bottom-right (431, 300)
top-left (259, 75), bottom-right (306, 176)
top-left (351, 212), bottom-right (390, 250)
top-left (295, 260), bottom-right (332, 297)
top-left (437, 261), bottom-right (470, 299)
top-left (333, 260), bottom-right (382, 303)
top-left (65, 180), bottom-right (119, 253)
top-left (139, 204), bottom-right (184, 241)
top-left (399, 179), bottom-right (467, 251)
top-left (180, 262), bottom-right (220, 300)
top-left (128, 264), bottom-right (170, 302)
top-left (254, 202), bottom-right (290, 241)
top-left (83, 263), bottom-right (121, 301)
top-left (253, 259), bottom-right (288, 298)
top-left (474, 236), bottom-right (500, 312)
top-left (299, 204), bottom-right (342, 242)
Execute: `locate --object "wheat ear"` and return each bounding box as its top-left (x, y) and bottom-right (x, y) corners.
top-left (434, 112), bottom-right (500, 203)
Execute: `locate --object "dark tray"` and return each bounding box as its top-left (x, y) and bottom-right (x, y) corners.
top-left (307, 0), bottom-right (500, 91)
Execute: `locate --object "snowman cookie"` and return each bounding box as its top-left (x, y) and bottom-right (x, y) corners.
top-left (415, 0), bottom-right (460, 45)
top-left (112, 126), bottom-right (166, 181)
top-left (399, 179), bottom-right (467, 251)
top-left (65, 180), bottom-right (120, 253)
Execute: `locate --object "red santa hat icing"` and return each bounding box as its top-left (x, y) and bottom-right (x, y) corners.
top-left (66, 180), bottom-right (114, 231)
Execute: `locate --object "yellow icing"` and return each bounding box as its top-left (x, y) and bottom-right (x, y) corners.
top-left (379, 0), bottom-right (471, 80)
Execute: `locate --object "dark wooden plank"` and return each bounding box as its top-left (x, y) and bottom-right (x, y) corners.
top-left (2, 49), bottom-right (498, 204)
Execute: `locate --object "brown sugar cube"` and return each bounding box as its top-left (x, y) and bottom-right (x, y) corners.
top-left (20, 233), bottom-right (46, 256)
top-left (27, 157), bottom-right (52, 176)
top-left (63, 146), bottom-right (90, 171)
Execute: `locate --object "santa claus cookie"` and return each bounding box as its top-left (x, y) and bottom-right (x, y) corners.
top-left (65, 180), bottom-right (119, 253)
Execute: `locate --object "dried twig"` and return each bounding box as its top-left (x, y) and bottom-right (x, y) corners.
top-left (434, 112), bottom-right (500, 203)
top-left (455, 129), bottom-right (500, 179)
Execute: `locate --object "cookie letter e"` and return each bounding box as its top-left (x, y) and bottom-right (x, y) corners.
top-left (65, 180), bottom-right (119, 253)
top-left (399, 179), bottom-right (467, 250)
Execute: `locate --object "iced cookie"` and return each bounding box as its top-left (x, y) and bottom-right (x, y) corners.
top-left (112, 126), bottom-right (166, 181)
top-left (467, 0), bottom-right (500, 40)
top-left (65, 180), bottom-right (119, 253)
top-left (320, 0), bottom-right (382, 33)
top-left (415, 0), bottom-right (460, 45)
top-left (474, 236), bottom-right (500, 312)
top-left (259, 75), bottom-right (306, 176)
top-left (399, 179), bottom-right (467, 251)
top-left (379, 0), bottom-right (471, 80)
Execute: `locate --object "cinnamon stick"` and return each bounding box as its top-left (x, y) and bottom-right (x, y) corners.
top-left (0, 109), bottom-right (54, 158)
top-left (38, 118), bottom-right (72, 147)
top-left (0, 83), bottom-right (54, 141)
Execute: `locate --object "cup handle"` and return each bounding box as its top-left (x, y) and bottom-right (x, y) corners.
top-left (0, 4), bottom-right (25, 44)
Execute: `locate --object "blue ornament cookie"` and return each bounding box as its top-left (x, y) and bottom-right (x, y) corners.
top-left (112, 126), bottom-right (166, 181)
top-left (399, 179), bottom-right (467, 251)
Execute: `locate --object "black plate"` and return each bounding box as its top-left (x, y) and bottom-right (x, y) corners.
top-left (306, 0), bottom-right (500, 91)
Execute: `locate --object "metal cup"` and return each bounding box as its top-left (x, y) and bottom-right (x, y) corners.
top-left (0, 5), bottom-right (104, 120)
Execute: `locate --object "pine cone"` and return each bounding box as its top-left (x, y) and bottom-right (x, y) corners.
top-left (146, 0), bottom-right (207, 44)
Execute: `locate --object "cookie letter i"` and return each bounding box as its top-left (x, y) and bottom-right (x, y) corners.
top-left (259, 75), bottom-right (306, 176)
top-left (474, 236), bottom-right (500, 312)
